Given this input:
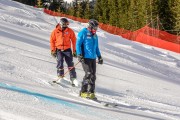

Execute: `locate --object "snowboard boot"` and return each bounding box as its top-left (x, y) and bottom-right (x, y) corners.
top-left (80, 92), bottom-right (97, 100)
top-left (88, 93), bottom-right (97, 100)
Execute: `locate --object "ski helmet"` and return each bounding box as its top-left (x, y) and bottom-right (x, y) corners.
top-left (59, 18), bottom-right (69, 28)
top-left (88, 19), bottom-right (99, 30)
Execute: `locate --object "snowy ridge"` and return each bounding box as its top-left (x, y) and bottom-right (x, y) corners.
top-left (0, 0), bottom-right (180, 120)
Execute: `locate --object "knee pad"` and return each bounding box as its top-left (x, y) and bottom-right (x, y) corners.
top-left (85, 72), bottom-right (91, 79)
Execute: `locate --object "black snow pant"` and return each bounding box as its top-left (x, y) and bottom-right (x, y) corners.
top-left (81, 58), bottom-right (96, 93)
top-left (56, 48), bottom-right (76, 79)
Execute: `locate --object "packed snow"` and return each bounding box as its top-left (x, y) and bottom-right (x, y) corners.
top-left (0, 0), bottom-right (180, 120)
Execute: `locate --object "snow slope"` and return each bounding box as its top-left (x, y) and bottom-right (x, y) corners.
top-left (0, 0), bottom-right (180, 120)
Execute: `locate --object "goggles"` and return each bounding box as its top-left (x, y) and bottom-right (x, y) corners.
top-left (60, 22), bottom-right (69, 28)
top-left (92, 26), bottom-right (98, 30)
top-left (89, 25), bottom-right (98, 30)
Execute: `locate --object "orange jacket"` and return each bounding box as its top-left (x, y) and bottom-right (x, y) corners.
top-left (50, 25), bottom-right (76, 52)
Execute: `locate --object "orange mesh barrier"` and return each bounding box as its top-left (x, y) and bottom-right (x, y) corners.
top-left (122, 26), bottom-right (180, 53)
top-left (136, 33), bottom-right (180, 53)
top-left (144, 26), bottom-right (179, 44)
top-left (99, 23), bottom-right (109, 31)
top-left (108, 25), bottom-right (115, 34)
top-left (43, 9), bottom-right (180, 53)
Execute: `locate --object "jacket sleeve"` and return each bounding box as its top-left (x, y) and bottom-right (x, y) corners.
top-left (76, 30), bottom-right (85, 55)
top-left (50, 30), bottom-right (56, 51)
top-left (96, 37), bottom-right (101, 57)
top-left (70, 29), bottom-right (76, 53)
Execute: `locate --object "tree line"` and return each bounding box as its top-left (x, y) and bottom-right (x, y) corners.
top-left (73, 0), bottom-right (179, 35)
top-left (13, 0), bottom-right (180, 35)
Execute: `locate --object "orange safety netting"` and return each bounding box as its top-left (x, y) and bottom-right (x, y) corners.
top-left (44, 9), bottom-right (180, 53)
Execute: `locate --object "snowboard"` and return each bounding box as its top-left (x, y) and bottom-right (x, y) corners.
top-left (49, 77), bottom-right (118, 108)
top-left (81, 97), bottom-right (118, 108)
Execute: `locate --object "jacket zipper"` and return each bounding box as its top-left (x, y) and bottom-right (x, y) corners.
top-left (92, 35), bottom-right (95, 58)
top-left (62, 31), bottom-right (64, 51)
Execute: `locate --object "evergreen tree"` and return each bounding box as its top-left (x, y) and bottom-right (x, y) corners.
top-left (13, 0), bottom-right (180, 34)
top-left (76, 2), bottom-right (83, 17)
top-left (157, 0), bottom-right (173, 31)
top-left (170, 0), bottom-right (180, 34)
top-left (84, 0), bottom-right (91, 19)
top-left (101, 0), bottom-right (109, 23)
top-left (78, 0), bottom-right (87, 18)
top-left (126, 0), bottom-right (148, 30)
top-left (93, 0), bottom-right (102, 22)
top-left (117, 0), bottom-right (130, 29)
top-left (138, 0), bottom-right (148, 28)
top-left (72, 0), bottom-right (78, 17)
top-left (67, 3), bottom-right (74, 16)
top-left (145, 0), bottom-right (159, 28)
top-left (128, 0), bottom-right (138, 30)
top-left (108, 0), bottom-right (118, 26)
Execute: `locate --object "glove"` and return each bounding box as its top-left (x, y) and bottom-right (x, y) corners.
top-left (72, 51), bottom-right (77, 58)
top-left (98, 56), bottom-right (103, 64)
top-left (51, 50), bottom-right (57, 58)
top-left (77, 54), bottom-right (84, 63)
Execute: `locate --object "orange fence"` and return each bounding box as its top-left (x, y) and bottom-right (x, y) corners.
top-left (44, 9), bottom-right (180, 53)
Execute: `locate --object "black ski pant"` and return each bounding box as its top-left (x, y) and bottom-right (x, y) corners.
top-left (81, 58), bottom-right (96, 93)
top-left (56, 48), bottom-right (76, 79)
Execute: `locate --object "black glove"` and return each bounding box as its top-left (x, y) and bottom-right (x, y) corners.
top-left (72, 51), bottom-right (77, 58)
top-left (98, 56), bottom-right (103, 64)
top-left (51, 50), bottom-right (57, 58)
top-left (77, 54), bottom-right (84, 63)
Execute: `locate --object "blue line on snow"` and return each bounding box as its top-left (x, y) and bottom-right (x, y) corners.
top-left (0, 82), bottom-right (116, 120)
top-left (0, 82), bottom-right (78, 108)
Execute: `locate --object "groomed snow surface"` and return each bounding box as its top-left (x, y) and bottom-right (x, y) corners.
top-left (0, 0), bottom-right (180, 120)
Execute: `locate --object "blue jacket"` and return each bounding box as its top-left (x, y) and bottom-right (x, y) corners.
top-left (76, 28), bottom-right (101, 59)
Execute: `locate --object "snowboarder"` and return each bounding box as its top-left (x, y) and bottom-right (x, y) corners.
top-left (50, 18), bottom-right (77, 85)
top-left (76, 19), bottom-right (103, 99)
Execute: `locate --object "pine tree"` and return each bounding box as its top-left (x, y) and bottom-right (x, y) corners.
top-left (157, 0), bottom-right (173, 31)
top-left (170, 0), bottom-right (180, 34)
top-left (117, 0), bottom-right (130, 29)
top-left (67, 4), bottom-right (74, 16)
top-left (76, 2), bottom-right (83, 18)
top-left (93, 0), bottom-right (109, 23)
top-left (84, 0), bottom-right (91, 19)
top-left (145, 0), bottom-right (158, 28)
top-left (72, 0), bottom-right (78, 17)
top-left (128, 0), bottom-right (138, 30)
top-left (135, 0), bottom-right (147, 30)
top-left (66, 0), bottom-right (179, 34)
top-left (101, 0), bottom-right (109, 23)
top-left (108, 0), bottom-right (118, 26)
top-left (93, 0), bottom-right (103, 22)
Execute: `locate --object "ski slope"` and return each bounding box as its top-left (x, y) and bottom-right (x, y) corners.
top-left (0, 0), bottom-right (180, 120)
